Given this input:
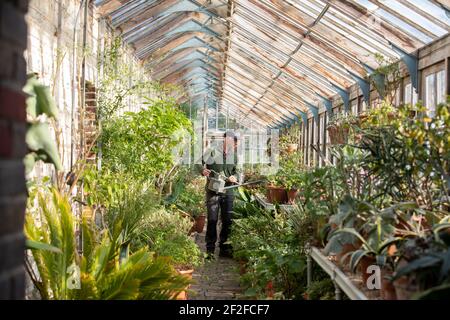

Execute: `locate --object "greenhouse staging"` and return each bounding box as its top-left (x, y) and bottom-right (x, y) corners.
top-left (1, 0), bottom-right (450, 308)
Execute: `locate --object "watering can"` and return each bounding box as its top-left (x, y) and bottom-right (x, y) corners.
top-left (207, 169), bottom-right (264, 194)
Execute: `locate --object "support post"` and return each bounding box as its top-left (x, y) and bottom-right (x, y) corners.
top-left (306, 244), bottom-right (312, 290)
top-left (334, 281), bottom-right (342, 300)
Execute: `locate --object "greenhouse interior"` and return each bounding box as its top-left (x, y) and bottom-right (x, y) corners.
top-left (0, 0), bottom-right (450, 302)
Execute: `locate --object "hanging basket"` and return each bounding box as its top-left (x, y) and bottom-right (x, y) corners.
top-left (327, 125), bottom-right (349, 145)
top-left (286, 143), bottom-right (298, 154)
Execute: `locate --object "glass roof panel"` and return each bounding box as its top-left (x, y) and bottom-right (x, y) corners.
top-left (95, 0), bottom-right (450, 127)
top-left (387, 0), bottom-right (448, 36)
top-left (406, 0), bottom-right (450, 24)
top-left (377, 8), bottom-right (433, 43)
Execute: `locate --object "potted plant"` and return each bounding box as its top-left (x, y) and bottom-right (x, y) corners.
top-left (266, 175), bottom-right (288, 204)
top-left (324, 195), bottom-right (367, 267)
top-left (333, 201), bottom-right (406, 284)
top-left (391, 223), bottom-right (450, 300)
top-left (326, 113), bottom-right (358, 145)
top-left (174, 178), bottom-right (206, 234)
top-left (280, 133), bottom-right (298, 154)
top-left (380, 264), bottom-right (397, 300)
top-left (336, 227), bottom-right (401, 284)
top-left (154, 235), bottom-right (203, 300)
top-left (285, 173), bottom-right (300, 204)
top-left (265, 149), bottom-right (303, 204)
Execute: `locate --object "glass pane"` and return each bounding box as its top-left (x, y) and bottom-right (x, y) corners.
top-left (425, 73), bottom-right (436, 117)
top-left (208, 117), bottom-right (217, 130)
top-left (319, 114), bottom-right (325, 145)
top-left (351, 100), bottom-right (358, 114)
top-left (437, 70), bottom-right (446, 105)
top-left (404, 83), bottom-right (412, 104)
top-left (395, 89), bottom-right (401, 106)
top-left (361, 100), bottom-right (367, 111)
top-left (314, 119), bottom-right (319, 166)
top-left (218, 114), bottom-right (227, 129)
top-left (308, 119), bottom-right (313, 166)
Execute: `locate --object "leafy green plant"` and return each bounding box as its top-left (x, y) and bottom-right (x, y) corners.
top-left (25, 187), bottom-right (188, 299)
top-left (232, 187), bottom-right (266, 219)
top-left (23, 74), bottom-right (62, 174)
top-left (171, 175), bottom-right (205, 218)
top-left (355, 100), bottom-right (450, 209)
top-left (306, 278), bottom-right (336, 300)
top-left (369, 53), bottom-right (401, 103)
top-left (151, 235), bottom-right (203, 271)
top-left (132, 207), bottom-right (203, 270)
top-left (266, 149), bottom-right (303, 190)
top-left (100, 97), bottom-right (192, 184)
top-left (335, 227), bottom-right (401, 272)
top-left (230, 208), bottom-right (307, 299)
top-left (327, 112), bottom-right (358, 130)
top-left (392, 229), bottom-right (450, 299)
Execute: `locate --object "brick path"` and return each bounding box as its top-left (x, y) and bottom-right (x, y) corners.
top-left (188, 228), bottom-right (243, 300)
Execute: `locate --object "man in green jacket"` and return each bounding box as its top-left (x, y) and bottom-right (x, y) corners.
top-left (198, 131), bottom-right (242, 259)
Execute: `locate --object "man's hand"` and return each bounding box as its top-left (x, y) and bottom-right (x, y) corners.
top-left (228, 175), bottom-right (237, 184)
top-left (202, 168), bottom-right (211, 177)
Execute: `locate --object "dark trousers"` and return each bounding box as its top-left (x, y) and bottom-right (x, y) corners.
top-left (205, 190), bottom-right (234, 253)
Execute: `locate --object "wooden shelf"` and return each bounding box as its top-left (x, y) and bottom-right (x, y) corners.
top-left (254, 193), bottom-right (295, 213)
top-left (309, 246), bottom-right (368, 300)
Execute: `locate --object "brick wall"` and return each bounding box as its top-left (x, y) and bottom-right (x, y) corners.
top-left (0, 0), bottom-right (29, 299)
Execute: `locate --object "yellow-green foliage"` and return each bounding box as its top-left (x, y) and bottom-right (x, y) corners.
top-left (25, 187), bottom-right (189, 300)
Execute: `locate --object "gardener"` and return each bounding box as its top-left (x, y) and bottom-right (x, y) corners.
top-left (198, 131), bottom-right (242, 259)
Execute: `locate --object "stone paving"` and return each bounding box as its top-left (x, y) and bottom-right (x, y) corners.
top-left (188, 228), bottom-right (243, 300)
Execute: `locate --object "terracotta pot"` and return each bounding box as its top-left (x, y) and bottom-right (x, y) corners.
top-left (381, 270), bottom-right (397, 300)
top-left (194, 215), bottom-right (206, 233)
top-left (337, 243), bottom-right (358, 267)
top-left (286, 143), bottom-right (298, 154)
top-left (266, 185), bottom-right (287, 204)
top-left (359, 255), bottom-right (376, 285)
top-left (358, 114), bottom-right (368, 123)
top-left (265, 280), bottom-right (274, 298)
top-left (393, 276), bottom-right (419, 300)
top-left (387, 112), bottom-right (396, 120)
top-left (286, 189), bottom-right (298, 204)
top-left (175, 269), bottom-right (194, 300)
top-left (327, 125), bottom-right (349, 145)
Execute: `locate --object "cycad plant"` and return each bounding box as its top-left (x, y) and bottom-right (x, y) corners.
top-left (25, 187), bottom-right (189, 300)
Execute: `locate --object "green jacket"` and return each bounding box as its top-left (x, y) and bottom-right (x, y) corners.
top-left (196, 147), bottom-right (242, 194)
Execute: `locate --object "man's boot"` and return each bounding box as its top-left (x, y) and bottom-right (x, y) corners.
top-left (206, 248), bottom-right (215, 260)
top-left (219, 245), bottom-right (233, 258)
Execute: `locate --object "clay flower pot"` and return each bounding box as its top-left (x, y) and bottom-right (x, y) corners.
top-left (286, 189), bottom-right (298, 204)
top-left (266, 185), bottom-right (288, 204)
top-left (265, 280), bottom-right (274, 298)
top-left (175, 269), bottom-right (194, 300)
top-left (392, 276), bottom-right (419, 300)
top-left (380, 270), bottom-right (397, 300)
top-left (327, 125), bottom-right (349, 145)
top-left (194, 215), bottom-right (206, 233)
top-left (286, 143), bottom-right (298, 154)
top-left (359, 255), bottom-right (376, 285)
top-left (337, 243), bottom-right (358, 268)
